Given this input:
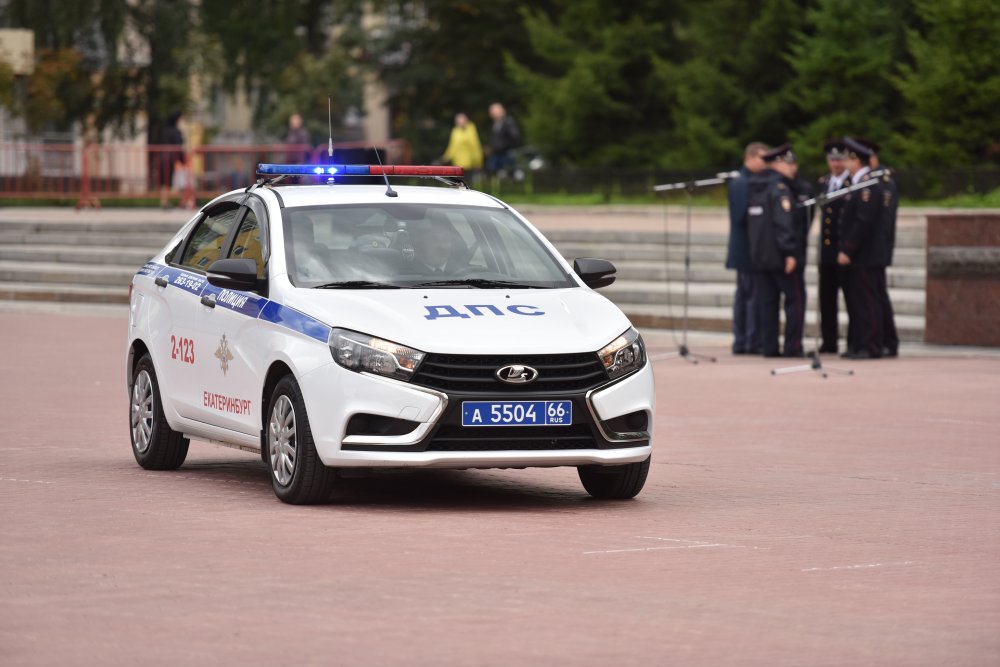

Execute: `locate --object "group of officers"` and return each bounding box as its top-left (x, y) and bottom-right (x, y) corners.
top-left (726, 137), bottom-right (898, 359)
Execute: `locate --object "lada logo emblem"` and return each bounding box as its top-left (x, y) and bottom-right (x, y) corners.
top-left (496, 364), bottom-right (538, 384)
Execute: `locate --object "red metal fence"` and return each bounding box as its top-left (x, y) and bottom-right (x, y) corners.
top-left (0, 140), bottom-right (412, 209)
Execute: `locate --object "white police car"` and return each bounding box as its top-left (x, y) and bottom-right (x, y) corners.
top-left (127, 164), bottom-right (654, 503)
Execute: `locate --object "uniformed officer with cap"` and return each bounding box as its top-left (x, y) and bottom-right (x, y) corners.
top-left (837, 137), bottom-right (888, 359)
top-left (746, 143), bottom-right (806, 357)
top-left (854, 137), bottom-right (899, 357)
top-left (817, 138), bottom-right (850, 353)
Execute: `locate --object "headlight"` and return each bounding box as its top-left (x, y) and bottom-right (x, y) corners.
top-left (598, 328), bottom-right (646, 380)
top-left (329, 328), bottom-right (425, 381)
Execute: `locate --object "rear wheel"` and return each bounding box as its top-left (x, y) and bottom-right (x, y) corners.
top-left (578, 456), bottom-right (650, 499)
top-left (130, 354), bottom-right (189, 470)
top-left (266, 375), bottom-right (336, 504)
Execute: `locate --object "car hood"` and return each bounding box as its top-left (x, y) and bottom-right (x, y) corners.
top-left (283, 287), bottom-right (632, 354)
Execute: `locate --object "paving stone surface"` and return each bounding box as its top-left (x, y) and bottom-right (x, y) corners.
top-left (1, 309), bottom-right (998, 666)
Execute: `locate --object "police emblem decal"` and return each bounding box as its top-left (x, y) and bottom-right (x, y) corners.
top-left (781, 197), bottom-right (791, 212)
top-left (214, 334), bottom-right (235, 375)
top-left (496, 364), bottom-right (539, 384)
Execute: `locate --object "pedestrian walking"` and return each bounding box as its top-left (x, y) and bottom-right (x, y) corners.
top-left (440, 112), bottom-right (484, 173)
top-left (486, 103), bottom-right (521, 177)
top-left (285, 113), bottom-right (311, 164)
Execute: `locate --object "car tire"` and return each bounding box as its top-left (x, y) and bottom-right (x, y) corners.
top-left (578, 456), bottom-right (650, 500)
top-left (130, 354), bottom-right (189, 470)
top-left (266, 375), bottom-right (336, 504)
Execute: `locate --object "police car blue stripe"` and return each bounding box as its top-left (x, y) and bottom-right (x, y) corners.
top-left (137, 262), bottom-right (329, 342)
top-left (158, 266), bottom-right (209, 296)
top-left (136, 261), bottom-right (162, 277)
top-left (259, 301), bottom-right (331, 343)
top-left (200, 284), bottom-right (267, 318)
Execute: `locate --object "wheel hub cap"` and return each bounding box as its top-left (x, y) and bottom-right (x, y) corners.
top-left (268, 395), bottom-right (297, 486)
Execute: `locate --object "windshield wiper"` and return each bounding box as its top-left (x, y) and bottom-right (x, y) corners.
top-left (313, 280), bottom-right (402, 289)
top-left (411, 278), bottom-right (544, 289)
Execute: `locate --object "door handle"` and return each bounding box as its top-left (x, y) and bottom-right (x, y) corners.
top-left (200, 294), bottom-right (216, 308)
top-left (154, 276), bottom-right (168, 288)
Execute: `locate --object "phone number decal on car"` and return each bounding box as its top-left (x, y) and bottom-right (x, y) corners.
top-left (461, 401), bottom-right (572, 427)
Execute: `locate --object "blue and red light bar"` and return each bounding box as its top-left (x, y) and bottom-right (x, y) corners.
top-left (256, 164), bottom-right (464, 177)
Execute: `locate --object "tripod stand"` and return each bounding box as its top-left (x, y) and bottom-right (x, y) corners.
top-left (652, 173), bottom-right (738, 364)
top-left (770, 170), bottom-right (888, 378)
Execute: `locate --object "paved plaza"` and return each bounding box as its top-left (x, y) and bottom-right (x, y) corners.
top-left (1, 307), bottom-right (997, 665)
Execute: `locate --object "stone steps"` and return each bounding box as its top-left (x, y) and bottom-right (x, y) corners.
top-left (0, 214), bottom-right (928, 341)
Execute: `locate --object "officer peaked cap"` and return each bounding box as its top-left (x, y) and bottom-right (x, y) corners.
top-left (762, 143), bottom-right (797, 163)
top-left (853, 136), bottom-right (880, 154)
top-left (843, 137), bottom-right (873, 160)
top-left (823, 138), bottom-right (849, 159)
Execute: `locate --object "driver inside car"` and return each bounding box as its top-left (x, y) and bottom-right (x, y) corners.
top-left (409, 219), bottom-right (464, 275)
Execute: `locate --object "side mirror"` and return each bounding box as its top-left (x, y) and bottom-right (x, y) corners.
top-left (573, 258), bottom-right (616, 289)
top-left (207, 258), bottom-right (260, 292)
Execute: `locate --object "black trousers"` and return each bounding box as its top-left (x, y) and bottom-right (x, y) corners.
top-left (880, 267), bottom-right (899, 354)
top-left (756, 269), bottom-right (806, 356)
top-left (845, 266), bottom-right (885, 356)
top-left (818, 263), bottom-right (848, 351)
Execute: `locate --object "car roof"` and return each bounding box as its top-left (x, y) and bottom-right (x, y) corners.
top-left (259, 184), bottom-right (508, 210)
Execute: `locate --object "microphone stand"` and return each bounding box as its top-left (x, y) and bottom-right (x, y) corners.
top-left (770, 170), bottom-right (887, 378)
top-left (651, 172), bottom-right (739, 364)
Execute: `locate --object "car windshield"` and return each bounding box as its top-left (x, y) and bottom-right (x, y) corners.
top-left (281, 203), bottom-right (575, 289)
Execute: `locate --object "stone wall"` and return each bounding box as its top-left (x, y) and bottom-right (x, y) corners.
top-left (925, 214), bottom-right (1000, 346)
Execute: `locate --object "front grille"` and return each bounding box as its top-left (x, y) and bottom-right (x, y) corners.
top-left (412, 352), bottom-right (607, 393)
top-left (425, 424), bottom-right (597, 451)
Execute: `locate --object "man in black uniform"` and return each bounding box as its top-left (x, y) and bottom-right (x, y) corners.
top-left (746, 144), bottom-right (803, 357)
top-left (817, 139), bottom-right (851, 353)
top-left (837, 138), bottom-right (887, 359)
top-left (855, 137), bottom-right (899, 357)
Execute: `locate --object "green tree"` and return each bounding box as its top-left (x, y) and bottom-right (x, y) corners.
top-left (787, 0), bottom-right (909, 167)
top-left (0, 57), bottom-right (15, 111)
top-left (198, 0), bottom-right (361, 139)
top-left (895, 0), bottom-right (1000, 166)
top-left (363, 0), bottom-right (552, 162)
top-left (0, 0), bottom-right (193, 139)
top-left (506, 0), bottom-right (683, 167)
top-left (21, 48), bottom-right (95, 134)
top-left (660, 0), bottom-right (812, 170)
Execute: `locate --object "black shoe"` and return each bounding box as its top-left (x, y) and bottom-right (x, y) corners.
top-left (783, 350), bottom-right (806, 358)
top-left (818, 345), bottom-right (837, 354)
top-left (843, 349), bottom-right (881, 360)
top-left (763, 351), bottom-right (783, 358)
top-left (883, 347), bottom-right (898, 358)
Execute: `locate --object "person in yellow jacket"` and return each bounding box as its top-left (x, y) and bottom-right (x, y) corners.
top-left (440, 112), bottom-right (484, 172)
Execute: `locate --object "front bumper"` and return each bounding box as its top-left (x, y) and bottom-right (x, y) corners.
top-left (299, 358), bottom-right (654, 468)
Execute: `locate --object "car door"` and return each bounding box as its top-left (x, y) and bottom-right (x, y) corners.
top-left (151, 201), bottom-right (243, 426)
top-left (193, 199), bottom-right (270, 436)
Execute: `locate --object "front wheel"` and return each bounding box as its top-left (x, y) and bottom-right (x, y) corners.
top-left (130, 354), bottom-right (189, 470)
top-left (266, 375), bottom-right (336, 504)
top-left (578, 456), bottom-right (650, 499)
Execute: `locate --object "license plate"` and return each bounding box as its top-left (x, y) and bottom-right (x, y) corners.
top-left (461, 400), bottom-right (572, 427)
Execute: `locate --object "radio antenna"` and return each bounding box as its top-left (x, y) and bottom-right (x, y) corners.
top-left (372, 145), bottom-right (398, 198)
top-left (327, 97), bottom-right (334, 158)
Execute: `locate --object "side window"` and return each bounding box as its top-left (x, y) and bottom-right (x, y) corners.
top-left (228, 209), bottom-right (265, 278)
top-left (178, 207), bottom-right (240, 271)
